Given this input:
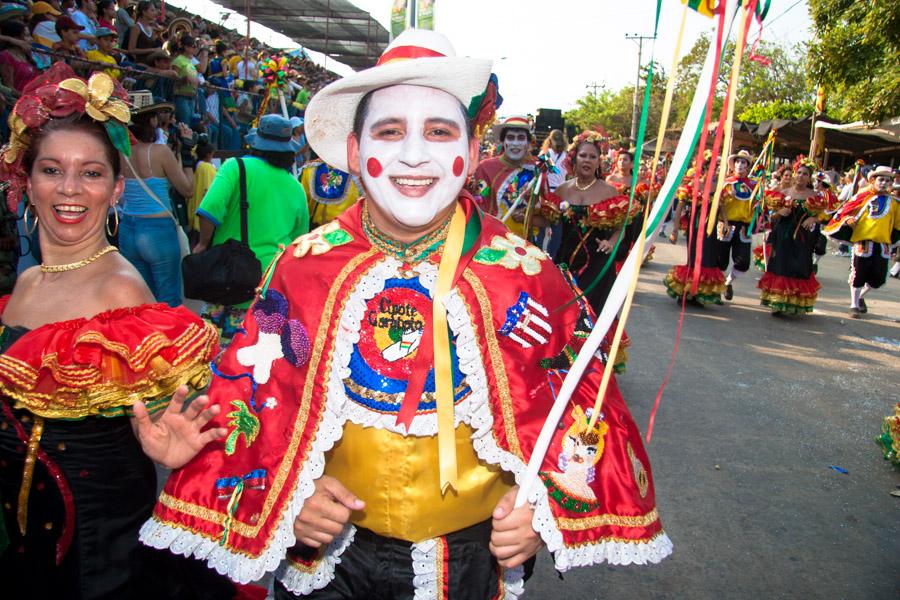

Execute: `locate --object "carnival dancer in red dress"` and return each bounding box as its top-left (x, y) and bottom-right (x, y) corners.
top-left (541, 131), bottom-right (634, 371)
top-left (757, 158), bottom-right (826, 316)
top-left (823, 165), bottom-right (900, 318)
top-left (0, 64), bottom-right (230, 598)
top-left (469, 115), bottom-right (539, 240)
top-left (140, 30), bottom-right (671, 598)
top-left (663, 165), bottom-right (727, 306)
top-left (716, 149), bottom-right (758, 301)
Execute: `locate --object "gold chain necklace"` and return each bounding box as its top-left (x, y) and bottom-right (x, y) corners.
top-left (40, 246), bottom-right (119, 273)
top-left (574, 177), bottom-right (598, 192)
top-left (362, 204), bottom-right (453, 264)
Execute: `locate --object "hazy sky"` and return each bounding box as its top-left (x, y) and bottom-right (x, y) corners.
top-left (168, 0), bottom-right (813, 116)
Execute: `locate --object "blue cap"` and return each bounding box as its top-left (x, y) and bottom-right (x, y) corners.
top-left (95, 26), bottom-right (116, 38)
top-left (290, 116), bottom-right (304, 129)
top-left (245, 114), bottom-right (302, 153)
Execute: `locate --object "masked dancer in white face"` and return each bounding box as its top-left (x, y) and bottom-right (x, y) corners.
top-left (469, 115), bottom-right (541, 240)
top-left (716, 149), bottom-right (758, 301)
top-left (823, 165), bottom-right (900, 318)
top-left (141, 30), bottom-right (671, 599)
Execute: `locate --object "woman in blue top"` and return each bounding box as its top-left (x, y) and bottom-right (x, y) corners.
top-left (119, 102), bottom-right (194, 306)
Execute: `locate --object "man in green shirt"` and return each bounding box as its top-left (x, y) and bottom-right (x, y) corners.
top-left (194, 114), bottom-right (309, 341)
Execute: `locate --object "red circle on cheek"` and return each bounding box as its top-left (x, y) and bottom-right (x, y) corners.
top-left (366, 157), bottom-right (383, 178)
top-left (452, 156), bottom-right (464, 177)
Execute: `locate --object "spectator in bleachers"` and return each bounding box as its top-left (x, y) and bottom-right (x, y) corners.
top-left (29, 1), bottom-right (62, 48)
top-left (69, 0), bottom-right (98, 52)
top-left (97, 0), bottom-right (116, 30)
top-left (126, 0), bottom-right (161, 65)
top-left (86, 26), bottom-right (120, 80)
top-left (188, 142), bottom-right (216, 233)
top-left (115, 0), bottom-right (133, 48)
top-left (171, 34), bottom-right (200, 125)
top-left (0, 20), bottom-right (39, 93)
top-left (53, 15), bottom-right (87, 66)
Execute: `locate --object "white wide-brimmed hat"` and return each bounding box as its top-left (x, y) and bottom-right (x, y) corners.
top-left (866, 165), bottom-right (894, 181)
top-left (727, 149), bottom-right (754, 170)
top-left (305, 29), bottom-right (493, 172)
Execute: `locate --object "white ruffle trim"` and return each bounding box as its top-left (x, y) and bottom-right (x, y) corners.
top-left (410, 538), bottom-right (524, 599)
top-left (411, 538), bottom-right (439, 600)
top-left (274, 525), bottom-right (356, 595)
top-left (552, 532), bottom-right (674, 570)
top-left (139, 260), bottom-right (398, 583)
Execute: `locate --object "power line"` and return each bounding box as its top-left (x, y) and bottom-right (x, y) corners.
top-left (764, 0), bottom-right (804, 29)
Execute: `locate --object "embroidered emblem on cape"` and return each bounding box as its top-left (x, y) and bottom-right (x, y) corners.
top-left (499, 292), bottom-right (551, 349)
top-left (473, 233), bottom-right (546, 276)
top-left (346, 276), bottom-right (469, 415)
top-left (215, 469), bottom-right (267, 499)
top-left (313, 162), bottom-right (350, 201)
top-left (539, 405), bottom-right (608, 513)
top-left (730, 179), bottom-right (753, 201)
top-left (224, 399), bottom-right (261, 455)
top-left (865, 194), bottom-right (890, 220)
top-left (627, 442), bottom-right (649, 498)
top-left (236, 290), bottom-right (311, 384)
top-left (292, 221), bottom-right (353, 258)
top-left (540, 307), bottom-right (591, 370)
top-left (497, 165), bottom-right (536, 213)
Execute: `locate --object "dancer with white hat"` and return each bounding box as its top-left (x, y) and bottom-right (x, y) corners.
top-left (823, 165), bottom-right (900, 318)
top-left (717, 149), bottom-right (758, 301)
top-left (141, 30), bottom-right (671, 598)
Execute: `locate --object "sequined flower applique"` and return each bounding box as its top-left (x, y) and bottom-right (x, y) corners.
top-left (292, 221), bottom-right (353, 258)
top-left (474, 232), bottom-right (546, 276)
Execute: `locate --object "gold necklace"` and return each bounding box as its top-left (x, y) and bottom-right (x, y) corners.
top-left (40, 246), bottom-right (119, 273)
top-left (362, 204), bottom-right (453, 264)
top-left (574, 177), bottom-right (598, 192)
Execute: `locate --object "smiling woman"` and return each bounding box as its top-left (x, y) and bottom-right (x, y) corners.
top-left (0, 64), bottom-right (232, 597)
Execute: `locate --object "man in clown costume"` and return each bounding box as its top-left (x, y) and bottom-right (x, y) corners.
top-left (469, 115), bottom-right (540, 239)
top-left (717, 149), bottom-right (758, 300)
top-left (140, 30), bottom-right (671, 599)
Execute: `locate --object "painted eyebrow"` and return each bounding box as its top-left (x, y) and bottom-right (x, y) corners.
top-left (425, 118), bottom-right (461, 131)
top-left (369, 117), bottom-right (406, 131)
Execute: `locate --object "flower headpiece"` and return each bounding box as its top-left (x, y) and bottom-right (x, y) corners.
top-left (260, 55), bottom-right (289, 91)
top-left (0, 63), bottom-right (131, 211)
top-left (792, 155), bottom-right (818, 175)
top-left (566, 129), bottom-right (609, 176)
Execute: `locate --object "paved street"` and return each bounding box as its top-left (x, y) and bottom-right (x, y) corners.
top-left (528, 236), bottom-right (900, 599)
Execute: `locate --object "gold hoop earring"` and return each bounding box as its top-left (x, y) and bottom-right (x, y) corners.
top-left (106, 209), bottom-right (119, 237)
top-left (23, 205), bottom-right (38, 235)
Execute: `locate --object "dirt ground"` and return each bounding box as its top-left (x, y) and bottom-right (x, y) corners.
top-left (527, 235), bottom-right (900, 599)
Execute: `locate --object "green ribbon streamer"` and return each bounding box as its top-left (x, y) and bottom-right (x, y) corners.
top-left (575, 0), bottom-right (662, 300)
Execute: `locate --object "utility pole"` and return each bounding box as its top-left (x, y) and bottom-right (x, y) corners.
top-left (625, 33), bottom-right (656, 148)
top-left (586, 82), bottom-right (603, 96)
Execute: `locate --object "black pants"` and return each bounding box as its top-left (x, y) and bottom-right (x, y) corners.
top-left (715, 221), bottom-right (752, 273)
top-left (850, 242), bottom-right (890, 289)
top-left (275, 521), bottom-right (534, 600)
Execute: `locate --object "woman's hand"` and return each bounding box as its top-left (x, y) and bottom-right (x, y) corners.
top-left (597, 239), bottom-right (614, 253)
top-left (845, 217), bottom-right (856, 227)
top-left (777, 207), bottom-right (792, 217)
top-left (490, 486), bottom-right (543, 568)
top-left (293, 475), bottom-right (364, 548)
top-left (132, 385), bottom-right (227, 469)
top-left (177, 122), bottom-right (193, 140)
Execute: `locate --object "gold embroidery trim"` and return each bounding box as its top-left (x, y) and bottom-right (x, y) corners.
top-left (0, 326), bottom-right (216, 419)
top-left (461, 269), bottom-right (523, 461)
top-left (626, 442), bottom-right (649, 498)
top-left (563, 529), bottom-right (668, 548)
top-left (343, 379), bottom-right (471, 412)
top-left (159, 248), bottom-right (380, 543)
top-left (556, 508), bottom-right (659, 531)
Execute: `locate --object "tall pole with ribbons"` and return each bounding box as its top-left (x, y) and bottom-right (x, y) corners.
top-left (514, 0), bottom-right (740, 509)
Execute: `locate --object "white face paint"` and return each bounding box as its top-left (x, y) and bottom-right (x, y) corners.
top-left (733, 158), bottom-right (749, 177)
top-left (872, 175), bottom-right (889, 193)
top-left (357, 85), bottom-right (470, 228)
top-left (503, 130), bottom-right (529, 162)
